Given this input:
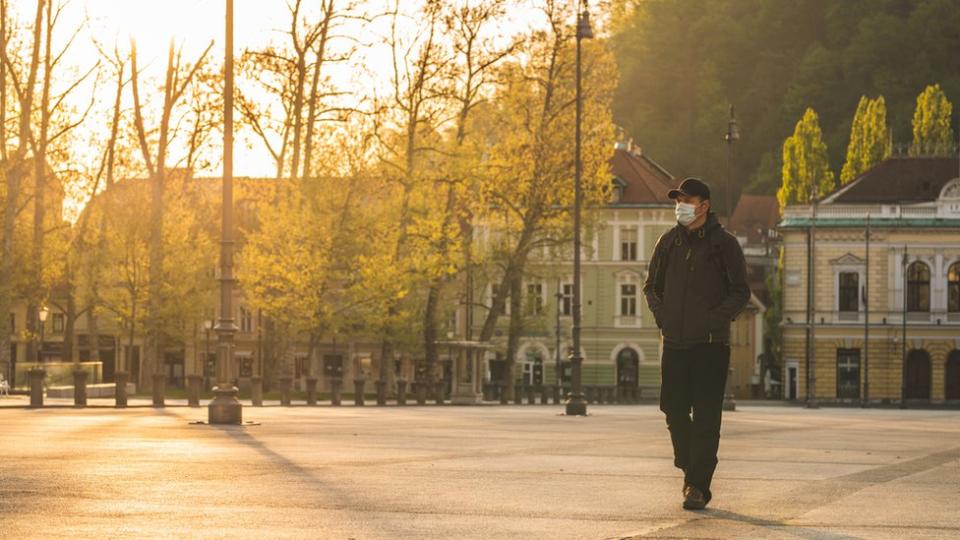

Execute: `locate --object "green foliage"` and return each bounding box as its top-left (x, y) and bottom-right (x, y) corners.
top-left (611, 0), bottom-right (960, 196)
top-left (778, 108), bottom-right (835, 212)
top-left (840, 95), bottom-right (890, 185)
top-left (911, 84), bottom-right (955, 156)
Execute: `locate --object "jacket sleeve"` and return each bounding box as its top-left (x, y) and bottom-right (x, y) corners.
top-left (711, 233), bottom-right (751, 322)
top-left (643, 233), bottom-right (668, 322)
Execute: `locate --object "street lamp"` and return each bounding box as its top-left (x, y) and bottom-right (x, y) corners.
top-left (37, 305), bottom-right (49, 363)
top-left (554, 281), bottom-right (562, 388)
top-left (565, 0), bottom-right (592, 416)
top-left (208, 0), bottom-right (242, 424)
top-left (204, 319), bottom-right (213, 387)
top-left (723, 104), bottom-right (739, 221)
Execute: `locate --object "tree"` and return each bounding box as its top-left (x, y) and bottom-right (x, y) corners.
top-left (475, 1), bottom-right (617, 397)
top-left (236, 0), bottom-right (363, 180)
top-left (0, 0), bottom-right (44, 375)
top-left (129, 38), bottom-right (213, 390)
top-left (778, 108), bottom-right (835, 212)
top-left (840, 95), bottom-right (890, 185)
top-left (419, 0), bottom-right (514, 379)
top-left (910, 83), bottom-right (955, 156)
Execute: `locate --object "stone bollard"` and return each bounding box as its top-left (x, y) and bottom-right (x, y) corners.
top-left (279, 376), bottom-right (293, 406)
top-left (376, 379), bottom-right (388, 406)
top-left (73, 369), bottom-right (88, 408)
top-left (250, 376), bottom-right (263, 407)
top-left (552, 385), bottom-right (561, 404)
top-left (415, 381), bottom-right (427, 405)
top-left (330, 377), bottom-right (342, 406)
top-left (353, 379), bottom-right (365, 406)
top-left (397, 379), bottom-right (407, 405)
top-left (29, 368), bottom-right (45, 408)
top-left (526, 385), bottom-right (536, 405)
top-left (539, 386), bottom-right (549, 405)
top-left (187, 374), bottom-right (202, 407)
top-left (114, 371), bottom-right (128, 408)
top-left (306, 377), bottom-right (318, 406)
top-left (152, 373), bottom-right (166, 408)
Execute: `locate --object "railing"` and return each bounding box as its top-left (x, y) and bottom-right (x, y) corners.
top-left (782, 309), bottom-right (960, 325)
top-left (782, 204), bottom-right (943, 220)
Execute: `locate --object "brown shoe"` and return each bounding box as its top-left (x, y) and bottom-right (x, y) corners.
top-left (682, 485), bottom-right (707, 510)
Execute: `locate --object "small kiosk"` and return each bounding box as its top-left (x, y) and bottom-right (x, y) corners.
top-left (437, 340), bottom-right (495, 405)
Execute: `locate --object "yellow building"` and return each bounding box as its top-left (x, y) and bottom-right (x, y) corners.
top-left (779, 157), bottom-right (960, 405)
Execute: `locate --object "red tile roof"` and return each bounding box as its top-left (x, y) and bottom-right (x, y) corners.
top-left (825, 156), bottom-right (960, 204)
top-left (729, 194), bottom-right (779, 242)
top-left (608, 146), bottom-right (676, 205)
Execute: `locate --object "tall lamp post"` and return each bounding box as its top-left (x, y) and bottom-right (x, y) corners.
top-left (723, 105), bottom-right (739, 221)
top-left (208, 0), bottom-right (242, 424)
top-left (721, 105), bottom-right (739, 411)
top-left (565, 0), bottom-right (592, 416)
top-left (37, 305), bottom-right (49, 363)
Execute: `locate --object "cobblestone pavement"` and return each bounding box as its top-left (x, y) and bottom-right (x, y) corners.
top-left (1, 401), bottom-right (958, 539)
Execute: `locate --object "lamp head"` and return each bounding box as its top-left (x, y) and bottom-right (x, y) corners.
top-left (204, 319), bottom-right (214, 330)
top-left (725, 104), bottom-right (739, 142)
top-left (577, 3), bottom-right (593, 40)
top-left (39, 305), bottom-right (50, 322)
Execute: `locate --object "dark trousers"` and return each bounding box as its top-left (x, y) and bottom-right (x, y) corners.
top-left (659, 343), bottom-right (730, 501)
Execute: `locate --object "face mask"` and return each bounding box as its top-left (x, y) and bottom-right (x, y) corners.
top-left (675, 202), bottom-right (698, 225)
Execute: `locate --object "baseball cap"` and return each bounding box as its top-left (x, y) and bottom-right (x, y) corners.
top-left (667, 177), bottom-right (711, 201)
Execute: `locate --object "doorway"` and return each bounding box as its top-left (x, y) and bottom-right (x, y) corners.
top-left (945, 350), bottom-right (960, 400)
top-left (904, 349), bottom-right (931, 400)
top-left (787, 362), bottom-right (798, 401)
top-left (616, 347), bottom-right (639, 391)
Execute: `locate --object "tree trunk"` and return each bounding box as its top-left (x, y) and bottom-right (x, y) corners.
top-left (504, 271), bottom-right (524, 401)
top-left (63, 288), bottom-right (76, 364)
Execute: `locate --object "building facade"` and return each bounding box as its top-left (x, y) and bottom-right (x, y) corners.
top-left (779, 157), bottom-right (960, 404)
top-left (471, 143), bottom-right (766, 399)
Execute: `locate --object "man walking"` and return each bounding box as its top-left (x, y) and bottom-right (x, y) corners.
top-left (642, 177), bottom-right (750, 510)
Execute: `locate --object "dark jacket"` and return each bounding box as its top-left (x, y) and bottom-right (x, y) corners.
top-left (642, 212), bottom-right (750, 348)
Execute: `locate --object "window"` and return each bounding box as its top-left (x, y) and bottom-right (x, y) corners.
top-left (525, 283), bottom-right (543, 316)
top-left (239, 306), bottom-right (253, 333)
top-left (949, 262), bottom-right (960, 313)
top-left (52, 313), bottom-right (64, 334)
top-left (620, 284), bottom-right (637, 316)
top-left (561, 283), bottom-right (573, 316)
top-left (836, 348), bottom-right (860, 399)
top-left (620, 228), bottom-right (637, 261)
top-left (907, 261), bottom-right (930, 312)
top-left (838, 272), bottom-right (859, 312)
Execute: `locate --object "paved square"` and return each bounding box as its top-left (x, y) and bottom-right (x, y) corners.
top-left (1, 402), bottom-right (958, 539)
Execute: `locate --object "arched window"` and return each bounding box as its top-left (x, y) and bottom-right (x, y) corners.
top-left (907, 261), bottom-right (930, 312)
top-left (948, 262), bottom-right (960, 313)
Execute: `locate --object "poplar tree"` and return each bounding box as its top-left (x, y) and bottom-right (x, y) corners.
top-left (911, 84), bottom-right (955, 157)
top-left (840, 95), bottom-right (890, 186)
top-left (777, 108), bottom-right (835, 213)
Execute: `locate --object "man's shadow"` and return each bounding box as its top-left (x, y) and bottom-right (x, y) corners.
top-left (697, 508), bottom-right (863, 540)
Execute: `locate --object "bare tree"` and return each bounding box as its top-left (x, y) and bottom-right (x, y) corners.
top-left (236, 0), bottom-right (363, 180)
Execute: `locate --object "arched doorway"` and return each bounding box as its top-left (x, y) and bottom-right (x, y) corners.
top-left (946, 350), bottom-right (960, 400)
top-left (905, 349), bottom-right (931, 400)
top-left (616, 347), bottom-right (639, 390)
